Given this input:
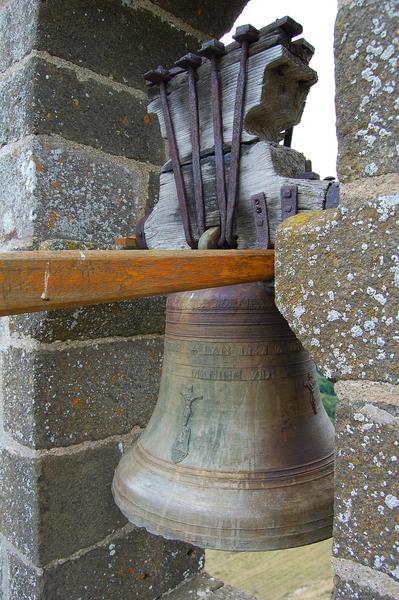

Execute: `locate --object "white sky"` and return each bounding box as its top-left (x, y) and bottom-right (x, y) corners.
top-left (221, 0), bottom-right (338, 178)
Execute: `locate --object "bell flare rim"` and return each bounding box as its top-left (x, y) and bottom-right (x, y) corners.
top-left (112, 474), bottom-right (334, 552)
top-left (113, 472), bottom-right (335, 532)
top-left (112, 444), bottom-right (335, 552)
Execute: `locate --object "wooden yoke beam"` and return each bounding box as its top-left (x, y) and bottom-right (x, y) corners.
top-left (0, 249), bottom-right (274, 316)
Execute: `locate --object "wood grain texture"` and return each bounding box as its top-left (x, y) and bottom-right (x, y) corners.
top-left (0, 249), bottom-right (274, 316)
top-left (145, 142), bottom-right (329, 249)
top-left (148, 44), bottom-right (317, 162)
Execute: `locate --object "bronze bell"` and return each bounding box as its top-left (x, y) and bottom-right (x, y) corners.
top-left (113, 282), bottom-right (334, 551)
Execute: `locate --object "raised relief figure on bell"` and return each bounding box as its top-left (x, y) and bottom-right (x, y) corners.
top-left (171, 385), bottom-right (203, 464)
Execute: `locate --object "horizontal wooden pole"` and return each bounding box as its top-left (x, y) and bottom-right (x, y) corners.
top-left (0, 249), bottom-right (274, 316)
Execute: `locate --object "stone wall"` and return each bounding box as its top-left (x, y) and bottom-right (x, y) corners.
top-left (1, 0), bottom-right (397, 597)
top-left (0, 0), bottom-right (247, 597)
top-left (275, 0), bottom-right (398, 598)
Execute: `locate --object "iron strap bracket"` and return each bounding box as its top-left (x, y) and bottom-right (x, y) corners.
top-left (135, 215), bottom-right (148, 249)
top-left (281, 185), bottom-right (298, 221)
top-left (251, 193), bottom-right (272, 249)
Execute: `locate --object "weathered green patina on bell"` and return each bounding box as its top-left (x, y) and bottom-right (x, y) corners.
top-left (113, 282), bottom-right (334, 551)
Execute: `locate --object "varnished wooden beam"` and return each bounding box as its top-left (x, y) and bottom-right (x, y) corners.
top-left (0, 249), bottom-right (274, 316)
